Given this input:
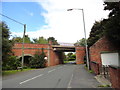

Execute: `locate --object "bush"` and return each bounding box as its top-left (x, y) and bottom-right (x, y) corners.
top-left (2, 56), bottom-right (21, 70)
top-left (29, 48), bottom-right (47, 68)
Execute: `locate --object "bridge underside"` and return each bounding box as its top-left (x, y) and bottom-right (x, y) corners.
top-left (52, 45), bottom-right (75, 52)
top-left (51, 45), bottom-right (85, 65)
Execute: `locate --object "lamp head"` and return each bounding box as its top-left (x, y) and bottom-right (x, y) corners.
top-left (67, 9), bottom-right (73, 11)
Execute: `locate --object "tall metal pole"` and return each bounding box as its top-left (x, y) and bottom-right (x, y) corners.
top-left (81, 9), bottom-right (90, 70)
top-left (67, 8), bottom-right (90, 70)
top-left (21, 24), bottom-right (26, 70)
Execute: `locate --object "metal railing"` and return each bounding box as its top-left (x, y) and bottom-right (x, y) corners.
top-left (99, 65), bottom-right (110, 80)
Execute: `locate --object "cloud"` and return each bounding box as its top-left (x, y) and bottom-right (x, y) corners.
top-left (11, 0), bottom-right (110, 43)
top-left (23, 9), bottom-right (34, 16)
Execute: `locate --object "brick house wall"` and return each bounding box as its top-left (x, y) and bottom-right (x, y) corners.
top-left (89, 36), bottom-right (120, 89)
top-left (109, 66), bottom-right (120, 89)
top-left (89, 36), bottom-right (120, 74)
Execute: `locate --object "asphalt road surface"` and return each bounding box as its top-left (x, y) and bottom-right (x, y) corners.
top-left (2, 64), bottom-right (101, 88)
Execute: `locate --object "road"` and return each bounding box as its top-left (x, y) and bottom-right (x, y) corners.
top-left (2, 64), bottom-right (101, 88)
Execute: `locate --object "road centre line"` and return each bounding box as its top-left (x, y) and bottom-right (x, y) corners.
top-left (48, 69), bottom-right (56, 73)
top-left (19, 74), bottom-right (44, 85)
top-left (67, 73), bottom-right (73, 88)
top-left (20, 66), bottom-right (61, 85)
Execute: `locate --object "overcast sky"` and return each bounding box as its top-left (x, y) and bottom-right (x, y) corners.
top-left (1, 0), bottom-right (110, 43)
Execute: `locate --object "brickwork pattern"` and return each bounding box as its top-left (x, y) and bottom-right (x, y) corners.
top-left (90, 62), bottom-right (100, 75)
top-left (89, 36), bottom-right (120, 72)
top-left (89, 36), bottom-right (120, 89)
top-left (75, 46), bottom-right (85, 64)
top-left (109, 66), bottom-right (120, 89)
top-left (12, 43), bottom-right (86, 66)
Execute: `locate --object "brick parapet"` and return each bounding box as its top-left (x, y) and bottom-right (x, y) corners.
top-left (109, 65), bottom-right (120, 89)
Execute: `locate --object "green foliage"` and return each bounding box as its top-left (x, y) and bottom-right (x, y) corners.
top-left (33, 36), bottom-right (48, 44)
top-left (98, 85), bottom-right (110, 87)
top-left (12, 35), bottom-right (32, 43)
top-left (88, 2), bottom-right (120, 47)
top-left (24, 35), bottom-right (31, 43)
top-left (12, 37), bottom-right (23, 43)
top-left (48, 37), bottom-right (59, 45)
top-left (29, 48), bottom-right (46, 68)
top-left (2, 56), bottom-right (21, 70)
top-left (66, 53), bottom-right (76, 61)
top-left (74, 38), bottom-right (86, 46)
top-left (87, 20), bottom-right (106, 47)
top-left (1, 21), bottom-right (14, 65)
top-left (2, 68), bottom-right (35, 76)
top-left (103, 2), bottom-right (120, 47)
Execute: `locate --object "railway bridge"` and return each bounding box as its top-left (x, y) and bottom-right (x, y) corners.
top-left (12, 41), bottom-right (86, 66)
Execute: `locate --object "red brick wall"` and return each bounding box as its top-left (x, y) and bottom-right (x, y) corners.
top-left (75, 46), bottom-right (85, 64)
top-left (90, 61), bottom-right (100, 75)
top-left (89, 36), bottom-right (120, 73)
top-left (109, 66), bottom-right (120, 89)
top-left (49, 48), bottom-right (64, 66)
top-left (89, 36), bottom-right (120, 89)
top-left (12, 43), bottom-right (62, 66)
top-left (12, 43), bottom-right (86, 66)
top-left (12, 43), bottom-right (49, 57)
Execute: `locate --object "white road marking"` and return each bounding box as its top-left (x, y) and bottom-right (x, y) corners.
top-left (48, 69), bottom-right (56, 73)
top-left (19, 74), bottom-right (44, 84)
top-left (67, 73), bottom-right (73, 88)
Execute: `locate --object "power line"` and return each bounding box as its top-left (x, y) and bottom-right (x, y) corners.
top-left (0, 13), bottom-right (24, 25)
top-left (0, 13), bottom-right (26, 70)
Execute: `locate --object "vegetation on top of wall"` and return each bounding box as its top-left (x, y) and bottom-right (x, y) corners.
top-left (87, 2), bottom-right (120, 48)
top-left (74, 38), bottom-right (86, 46)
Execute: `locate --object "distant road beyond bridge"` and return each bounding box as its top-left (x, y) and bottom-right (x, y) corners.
top-left (12, 41), bottom-right (85, 66)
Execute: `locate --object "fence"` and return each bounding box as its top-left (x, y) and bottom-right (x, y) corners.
top-left (99, 65), bottom-right (110, 80)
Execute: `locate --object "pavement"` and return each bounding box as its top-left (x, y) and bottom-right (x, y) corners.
top-left (95, 75), bottom-right (111, 86)
top-left (2, 64), bottom-right (113, 89)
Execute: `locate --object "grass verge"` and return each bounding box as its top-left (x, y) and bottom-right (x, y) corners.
top-left (2, 68), bottom-right (35, 76)
top-left (84, 66), bottom-right (94, 73)
top-left (98, 85), bottom-right (110, 87)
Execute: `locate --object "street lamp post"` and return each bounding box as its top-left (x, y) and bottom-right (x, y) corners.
top-left (0, 13), bottom-right (26, 70)
top-left (67, 8), bottom-right (90, 70)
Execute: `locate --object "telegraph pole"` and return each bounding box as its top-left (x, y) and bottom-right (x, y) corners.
top-left (0, 13), bottom-right (26, 70)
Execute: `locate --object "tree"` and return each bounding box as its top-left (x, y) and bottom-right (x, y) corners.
top-left (87, 19), bottom-right (108, 47)
top-left (1, 22), bottom-right (13, 61)
top-left (87, 2), bottom-right (120, 48)
top-left (103, 2), bottom-right (120, 47)
top-left (74, 38), bottom-right (86, 46)
top-left (66, 53), bottom-right (76, 61)
top-left (47, 37), bottom-right (59, 45)
top-left (1, 22), bottom-right (20, 70)
top-left (12, 37), bottom-right (23, 43)
top-left (12, 35), bottom-right (31, 43)
top-left (33, 36), bottom-right (48, 44)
